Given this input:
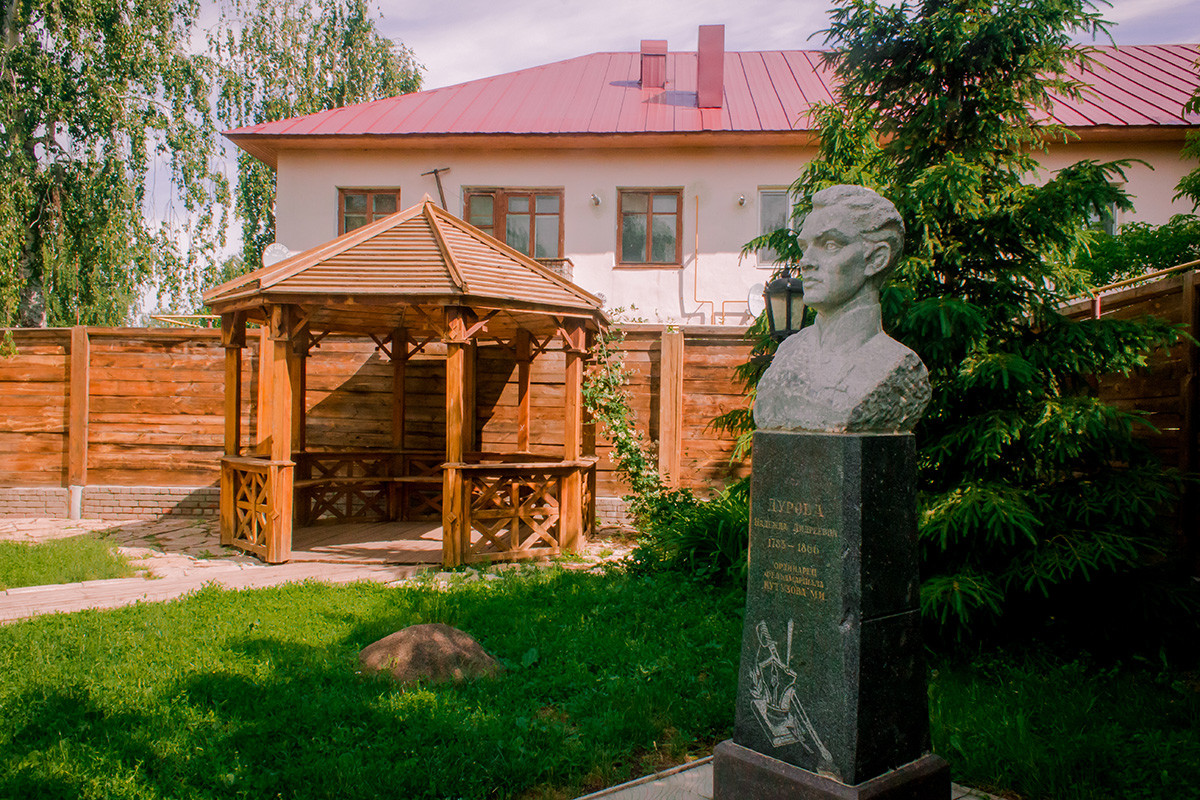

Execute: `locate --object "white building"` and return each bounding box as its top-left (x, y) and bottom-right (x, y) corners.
top-left (226, 28), bottom-right (1200, 323)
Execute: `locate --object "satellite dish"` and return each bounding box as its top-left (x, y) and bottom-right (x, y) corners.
top-left (748, 283), bottom-right (766, 316)
top-left (262, 242), bottom-right (291, 267)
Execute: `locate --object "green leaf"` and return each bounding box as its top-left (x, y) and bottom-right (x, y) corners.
top-left (521, 647), bottom-right (539, 668)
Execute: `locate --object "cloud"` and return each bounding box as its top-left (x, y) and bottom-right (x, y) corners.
top-left (380, 0), bottom-right (1198, 90)
top-left (379, 0), bottom-right (832, 88)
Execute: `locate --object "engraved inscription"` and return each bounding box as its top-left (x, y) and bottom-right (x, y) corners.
top-left (761, 559), bottom-right (827, 602)
top-left (754, 495), bottom-right (839, 539)
top-left (767, 498), bottom-right (825, 518)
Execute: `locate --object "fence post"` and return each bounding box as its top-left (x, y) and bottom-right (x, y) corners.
top-left (67, 326), bottom-right (89, 519)
top-left (1182, 271), bottom-right (1199, 575)
top-left (658, 329), bottom-right (685, 487)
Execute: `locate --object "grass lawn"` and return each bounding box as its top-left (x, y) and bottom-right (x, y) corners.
top-left (2, 566), bottom-right (1196, 800)
top-left (0, 533), bottom-right (135, 589)
top-left (931, 652), bottom-right (1200, 800)
top-left (0, 568), bottom-right (742, 800)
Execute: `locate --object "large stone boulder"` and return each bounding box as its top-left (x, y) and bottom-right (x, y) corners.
top-left (358, 623), bottom-right (501, 684)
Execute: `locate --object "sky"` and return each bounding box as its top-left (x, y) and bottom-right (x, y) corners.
top-left (379, 0), bottom-right (1200, 90)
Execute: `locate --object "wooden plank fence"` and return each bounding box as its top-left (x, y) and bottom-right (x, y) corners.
top-left (5, 279), bottom-right (1199, 522)
top-left (1062, 268), bottom-right (1200, 572)
top-left (0, 324), bottom-right (755, 517)
top-left (1061, 269), bottom-right (1200, 474)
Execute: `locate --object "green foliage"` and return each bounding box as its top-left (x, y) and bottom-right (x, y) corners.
top-left (1076, 215), bottom-right (1200, 286)
top-left (739, 0), bottom-right (1188, 642)
top-left (628, 480), bottom-right (751, 586)
top-left (0, 534), bottom-right (134, 589)
top-left (210, 0), bottom-right (422, 273)
top-left (1176, 59), bottom-right (1200, 212)
top-left (0, 570), bottom-right (742, 799)
top-left (582, 317), bottom-right (756, 584)
top-left (0, 0), bottom-right (228, 325)
top-left (581, 318), bottom-right (703, 530)
top-left (931, 652), bottom-right (1200, 799)
top-left (581, 320), bottom-right (664, 503)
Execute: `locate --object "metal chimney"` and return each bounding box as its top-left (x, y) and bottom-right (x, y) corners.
top-left (640, 39), bottom-right (667, 89)
top-left (697, 24), bottom-right (725, 108)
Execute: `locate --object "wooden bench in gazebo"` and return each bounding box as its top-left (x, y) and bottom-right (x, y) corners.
top-left (202, 200), bottom-right (607, 566)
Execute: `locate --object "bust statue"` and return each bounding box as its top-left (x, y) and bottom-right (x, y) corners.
top-left (753, 185), bottom-right (930, 433)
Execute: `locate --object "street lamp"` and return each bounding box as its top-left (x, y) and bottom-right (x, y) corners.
top-left (763, 268), bottom-right (806, 341)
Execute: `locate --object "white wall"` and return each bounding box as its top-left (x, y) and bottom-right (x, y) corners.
top-left (273, 136), bottom-right (1194, 324)
top-left (1035, 139), bottom-right (1195, 228)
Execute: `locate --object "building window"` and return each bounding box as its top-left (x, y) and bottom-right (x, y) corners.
top-left (758, 188), bottom-right (793, 266)
top-left (618, 189), bottom-right (682, 265)
top-left (464, 188), bottom-right (564, 259)
top-left (339, 189), bottom-right (400, 234)
top-left (1088, 201), bottom-right (1117, 236)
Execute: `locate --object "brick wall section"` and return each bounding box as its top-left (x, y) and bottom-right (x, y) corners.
top-left (81, 486), bottom-right (219, 520)
top-left (595, 496), bottom-right (632, 529)
top-left (0, 488), bottom-right (68, 518)
top-left (0, 486), bottom-right (219, 520)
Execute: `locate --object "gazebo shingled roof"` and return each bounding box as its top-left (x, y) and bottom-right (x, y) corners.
top-left (203, 198), bottom-right (606, 339)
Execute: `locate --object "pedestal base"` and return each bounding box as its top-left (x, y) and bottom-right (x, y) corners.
top-left (713, 740), bottom-right (950, 800)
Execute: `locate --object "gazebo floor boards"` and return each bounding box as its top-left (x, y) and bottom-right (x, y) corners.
top-left (289, 520), bottom-right (443, 564)
top-left (287, 519), bottom-right (565, 565)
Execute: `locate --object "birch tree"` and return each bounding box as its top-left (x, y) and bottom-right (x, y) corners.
top-left (210, 0), bottom-right (422, 274)
top-left (0, 0), bottom-right (226, 326)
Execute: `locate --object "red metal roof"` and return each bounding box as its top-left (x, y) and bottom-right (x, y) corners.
top-left (226, 44), bottom-right (1200, 163)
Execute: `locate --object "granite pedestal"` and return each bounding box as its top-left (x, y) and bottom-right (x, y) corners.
top-left (714, 431), bottom-right (948, 799)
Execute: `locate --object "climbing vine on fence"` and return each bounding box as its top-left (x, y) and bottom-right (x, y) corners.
top-left (582, 322), bottom-right (663, 504)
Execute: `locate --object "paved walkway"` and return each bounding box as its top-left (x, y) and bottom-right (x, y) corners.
top-left (575, 757), bottom-right (1000, 800)
top-left (0, 516), bottom-right (633, 624)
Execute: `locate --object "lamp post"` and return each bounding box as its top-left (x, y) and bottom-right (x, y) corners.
top-left (763, 268), bottom-right (806, 341)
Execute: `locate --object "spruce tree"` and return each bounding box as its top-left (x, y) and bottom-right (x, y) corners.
top-left (1177, 52), bottom-right (1200, 211)
top-left (771, 0), bottom-right (1185, 640)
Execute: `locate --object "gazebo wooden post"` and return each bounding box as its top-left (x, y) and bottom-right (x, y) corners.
top-left (392, 327), bottom-right (408, 451)
top-left (465, 339), bottom-right (477, 453)
top-left (292, 321), bottom-right (310, 524)
top-left (265, 304), bottom-right (298, 563)
top-left (516, 328), bottom-right (532, 453)
top-left (294, 323), bottom-right (308, 454)
top-left (582, 329), bottom-right (597, 540)
top-left (561, 319), bottom-right (587, 552)
top-left (255, 323), bottom-right (273, 455)
top-left (219, 312), bottom-right (246, 547)
top-left (442, 308), bottom-right (469, 567)
top-left (389, 326), bottom-right (408, 520)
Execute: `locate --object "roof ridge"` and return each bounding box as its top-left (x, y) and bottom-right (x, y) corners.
top-left (425, 202), bottom-right (468, 293)
top-left (428, 204), bottom-right (605, 308)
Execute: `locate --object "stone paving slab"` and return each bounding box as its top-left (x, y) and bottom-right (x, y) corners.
top-left (0, 517), bottom-right (418, 623)
top-left (0, 561), bottom-right (424, 623)
top-left (574, 757), bottom-right (1002, 800)
top-left (0, 517), bottom-right (636, 624)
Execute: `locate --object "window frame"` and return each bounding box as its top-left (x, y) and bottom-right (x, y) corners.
top-left (338, 188), bottom-right (401, 235)
top-left (756, 187), bottom-right (794, 268)
top-left (1087, 200), bottom-right (1118, 237)
top-left (462, 187), bottom-right (565, 260)
top-left (616, 188), bottom-right (684, 267)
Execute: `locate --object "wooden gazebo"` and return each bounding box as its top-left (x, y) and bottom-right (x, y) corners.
top-left (202, 200), bottom-right (606, 566)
